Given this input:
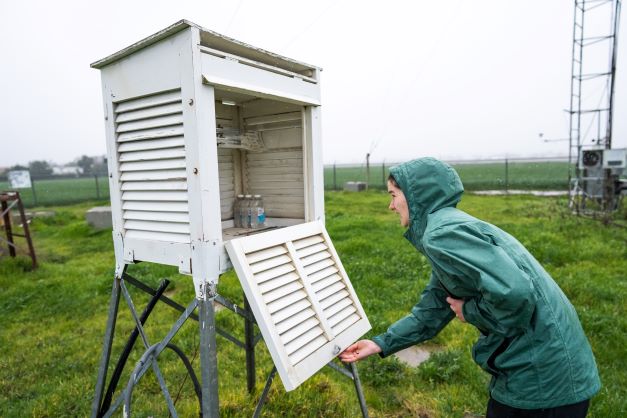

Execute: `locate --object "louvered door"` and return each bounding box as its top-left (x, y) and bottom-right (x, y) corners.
top-left (114, 89), bottom-right (190, 244)
top-left (225, 221), bottom-right (371, 391)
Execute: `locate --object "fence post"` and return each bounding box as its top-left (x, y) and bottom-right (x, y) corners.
top-left (31, 178), bottom-right (38, 206)
top-left (366, 153), bottom-right (370, 191)
top-left (333, 162), bottom-right (337, 191)
top-left (382, 161), bottom-right (386, 189)
top-left (95, 174), bottom-right (101, 199)
top-left (504, 158), bottom-right (509, 193)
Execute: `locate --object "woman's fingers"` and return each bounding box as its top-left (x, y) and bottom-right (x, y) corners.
top-left (339, 340), bottom-right (381, 362)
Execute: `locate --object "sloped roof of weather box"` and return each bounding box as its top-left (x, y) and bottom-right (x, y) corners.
top-left (90, 19), bottom-right (321, 77)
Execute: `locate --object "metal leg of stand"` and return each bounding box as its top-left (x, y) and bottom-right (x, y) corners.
top-left (91, 276), bottom-right (122, 418)
top-left (253, 366), bottom-right (276, 418)
top-left (199, 297), bottom-right (220, 418)
top-left (347, 362), bottom-right (369, 418)
top-left (244, 294), bottom-right (256, 394)
top-left (119, 280), bottom-right (178, 417)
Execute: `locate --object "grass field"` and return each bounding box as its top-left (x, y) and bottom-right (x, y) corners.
top-left (0, 192), bottom-right (625, 417)
top-left (325, 161), bottom-right (572, 191)
top-left (0, 161), bottom-right (572, 208)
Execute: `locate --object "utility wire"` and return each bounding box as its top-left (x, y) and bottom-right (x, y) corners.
top-left (225, 0), bottom-right (245, 34)
top-left (280, 0), bottom-right (344, 51)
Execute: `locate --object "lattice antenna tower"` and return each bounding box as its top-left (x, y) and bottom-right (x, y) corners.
top-left (568, 0), bottom-right (622, 212)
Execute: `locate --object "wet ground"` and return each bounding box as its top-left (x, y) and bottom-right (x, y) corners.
top-left (393, 345), bottom-right (434, 367)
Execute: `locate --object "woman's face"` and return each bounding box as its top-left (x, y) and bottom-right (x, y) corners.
top-left (387, 180), bottom-right (410, 227)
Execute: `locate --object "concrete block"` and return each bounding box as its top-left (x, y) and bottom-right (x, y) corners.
top-left (343, 181), bottom-right (367, 192)
top-left (86, 206), bottom-right (113, 229)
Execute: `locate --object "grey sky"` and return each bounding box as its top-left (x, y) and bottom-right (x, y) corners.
top-left (0, 0), bottom-right (625, 167)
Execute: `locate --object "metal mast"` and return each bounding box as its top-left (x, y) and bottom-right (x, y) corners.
top-left (568, 0), bottom-right (622, 212)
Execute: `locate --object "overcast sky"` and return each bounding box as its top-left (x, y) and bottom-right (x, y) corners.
top-left (0, 0), bottom-right (625, 167)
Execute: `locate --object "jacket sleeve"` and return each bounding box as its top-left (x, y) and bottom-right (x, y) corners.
top-left (372, 272), bottom-right (454, 357)
top-left (423, 224), bottom-right (536, 338)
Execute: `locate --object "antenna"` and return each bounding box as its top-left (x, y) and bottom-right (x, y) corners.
top-left (568, 0), bottom-right (624, 213)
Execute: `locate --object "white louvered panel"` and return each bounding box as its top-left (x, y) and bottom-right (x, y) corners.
top-left (117, 114), bottom-right (184, 133)
top-left (121, 201), bottom-right (188, 212)
top-left (120, 169), bottom-right (187, 182)
top-left (271, 298), bottom-right (311, 324)
top-left (315, 281), bottom-right (346, 301)
top-left (296, 242), bottom-right (328, 258)
top-left (266, 290), bottom-right (308, 314)
top-left (307, 266), bottom-right (339, 284)
top-left (303, 258), bottom-right (335, 276)
top-left (115, 90), bottom-right (182, 113)
top-left (118, 137), bottom-right (185, 152)
top-left (331, 313), bottom-right (361, 336)
top-left (118, 147), bottom-right (186, 162)
top-left (250, 254), bottom-right (292, 274)
top-left (123, 211), bottom-right (189, 223)
top-left (292, 232), bottom-right (361, 338)
top-left (117, 126), bottom-right (185, 142)
top-left (119, 159), bottom-right (186, 172)
top-left (258, 271), bottom-right (300, 294)
top-left (246, 246), bottom-right (288, 264)
top-left (275, 307), bottom-right (316, 334)
top-left (225, 221), bottom-right (371, 392)
top-left (254, 263), bottom-right (296, 284)
top-left (116, 102), bottom-right (182, 123)
top-left (264, 281), bottom-right (305, 304)
top-left (319, 290), bottom-right (350, 310)
top-left (115, 90), bottom-right (190, 243)
top-left (311, 274), bottom-right (342, 292)
top-left (284, 326), bottom-right (324, 356)
top-left (279, 317), bottom-right (320, 345)
top-left (121, 180), bottom-right (187, 191)
top-left (124, 220), bottom-right (190, 234)
top-left (292, 235), bottom-right (324, 249)
top-left (121, 191), bottom-right (188, 201)
top-left (288, 335), bottom-right (327, 365)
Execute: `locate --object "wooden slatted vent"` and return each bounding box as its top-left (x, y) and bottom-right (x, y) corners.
top-left (225, 221), bottom-right (371, 391)
top-left (114, 89), bottom-right (190, 243)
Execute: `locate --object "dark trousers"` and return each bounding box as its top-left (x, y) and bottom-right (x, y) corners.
top-left (486, 397), bottom-right (590, 418)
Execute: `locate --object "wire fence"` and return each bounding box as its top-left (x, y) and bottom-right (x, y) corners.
top-left (0, 175), bottom-right (110, 207)
top-left (326, 157), bottom-right (572, 191)
top-left (0, 157), bottom-right (572, 208)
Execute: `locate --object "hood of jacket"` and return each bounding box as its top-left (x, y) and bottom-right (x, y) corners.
top-left (389, 158), bottom-right (464, 251)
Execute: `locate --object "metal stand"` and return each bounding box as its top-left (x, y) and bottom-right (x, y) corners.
top-left (0, 191), bottom-right (37, 268)
top-left (91, 270), bottom-right (369, 417)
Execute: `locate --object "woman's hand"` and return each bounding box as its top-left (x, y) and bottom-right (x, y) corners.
top-left (338, 340), bottom-right (382, 363)
top-left (446, 296), bottom-right (466, 322)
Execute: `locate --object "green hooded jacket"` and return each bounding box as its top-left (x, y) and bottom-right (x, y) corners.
top-left (371, 158), bottom-right (600, 409)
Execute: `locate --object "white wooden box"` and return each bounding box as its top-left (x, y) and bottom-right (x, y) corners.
top-left (92, 20), bottom-right (325, 290)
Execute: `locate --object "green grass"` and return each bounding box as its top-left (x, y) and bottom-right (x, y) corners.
top-left (325, 161), bottom-right (572, 191)
top-left (0, 193), bottom-right (625, 417)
